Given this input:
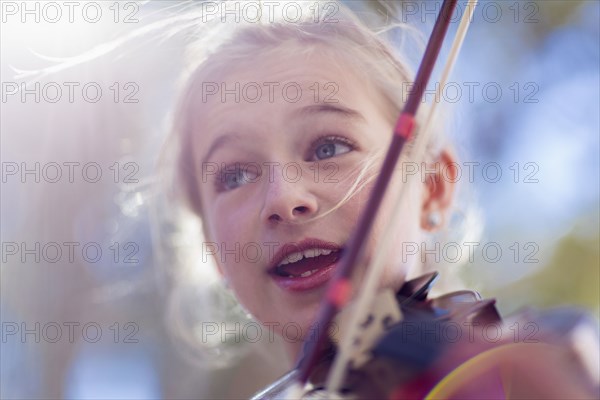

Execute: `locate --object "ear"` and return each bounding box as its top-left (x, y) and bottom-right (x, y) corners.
top-left (420, 149), bottom-right (458, 231)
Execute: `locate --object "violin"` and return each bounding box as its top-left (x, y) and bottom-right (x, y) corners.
top-left (252, 272), bottom-right (599, 399)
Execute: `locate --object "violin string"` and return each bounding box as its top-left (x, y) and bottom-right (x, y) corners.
top-left (324, 0), bottom-right (479, 395)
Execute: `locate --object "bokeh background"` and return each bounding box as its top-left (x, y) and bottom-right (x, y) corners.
top-left (1, 0), bottom-right (598, 398)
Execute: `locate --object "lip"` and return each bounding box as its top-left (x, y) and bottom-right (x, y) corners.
top-left (267, 238), bottom-right (343, 292)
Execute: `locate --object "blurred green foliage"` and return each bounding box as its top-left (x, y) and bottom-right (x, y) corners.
top-left (489, 229), bottom-right (600, 318)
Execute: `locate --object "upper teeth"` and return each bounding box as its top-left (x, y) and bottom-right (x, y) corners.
top-left (278, 248), bottom-right (333, 266)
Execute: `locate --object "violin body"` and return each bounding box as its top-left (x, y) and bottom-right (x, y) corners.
top-left (252, 273), bottom-right (600, 399)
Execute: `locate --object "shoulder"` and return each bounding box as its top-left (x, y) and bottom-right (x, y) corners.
top-left (430, 300), bottom-right (600, 399)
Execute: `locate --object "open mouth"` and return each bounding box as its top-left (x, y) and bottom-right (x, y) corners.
top-left (267, 244), bottom-right (344, 292)
top-left (272, 248), bottom-right (342, 278)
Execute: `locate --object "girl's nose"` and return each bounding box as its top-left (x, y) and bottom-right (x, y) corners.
top-left (260, 171), bottom-right (318, 224)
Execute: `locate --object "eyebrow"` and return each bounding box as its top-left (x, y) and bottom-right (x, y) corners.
top-left (202, 133), bottom-right (241, 165)
top-left (293, 103), bottom-right (366, 122)
top-left (201, 104), bottom-right (365, 164)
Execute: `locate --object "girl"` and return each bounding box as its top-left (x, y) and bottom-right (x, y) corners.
top-left (168, 0), bottom-right (458, 361)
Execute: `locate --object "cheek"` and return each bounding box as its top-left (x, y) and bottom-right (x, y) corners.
top-left (369, 179), bottom-right (424, 282)
top-left (394, 185), bottom-right (423, 249)
top-left (204, 192), bottom-right (251, 238)
top-left (202, 202), bottom-right (252, 271)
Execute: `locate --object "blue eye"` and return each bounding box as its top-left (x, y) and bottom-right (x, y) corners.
top-left (313, 137), bottom-right (354, 161)
top-left (217, 165), bottom-right (259, 191)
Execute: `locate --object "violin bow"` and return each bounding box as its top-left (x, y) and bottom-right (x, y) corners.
top-left (289, 0), bottom-right (461, 393)
top-left (325, 0), bottom-right (480, 394)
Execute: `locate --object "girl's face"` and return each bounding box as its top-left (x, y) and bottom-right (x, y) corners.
top-left (190, 45), bottom-right (444, 356)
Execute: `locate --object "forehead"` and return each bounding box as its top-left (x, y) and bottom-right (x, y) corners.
top-left (189, 45), bottom-right (394, 156)
top-left (207, 44), bottom-right (363, 90)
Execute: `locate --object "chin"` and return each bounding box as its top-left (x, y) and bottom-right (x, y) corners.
top-left (267, 306), bottom-right (320, 343)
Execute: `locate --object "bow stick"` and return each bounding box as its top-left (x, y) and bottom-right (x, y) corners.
top-left (292, 0), bottom-right (460, 391)
top-left (324, 0), bottom-right (479, 394)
